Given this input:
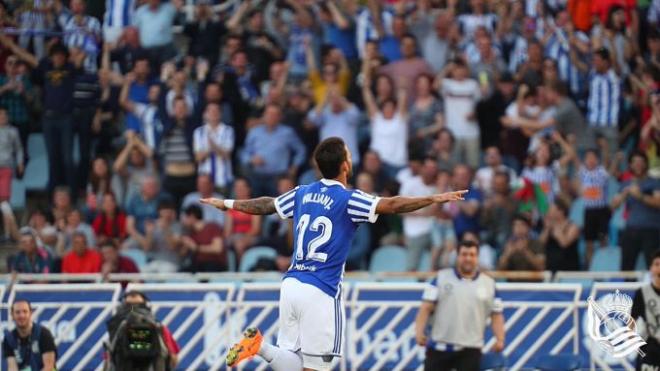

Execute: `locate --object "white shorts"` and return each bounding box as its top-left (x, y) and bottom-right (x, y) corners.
top-left (278, 277), bottom-right (343, 370)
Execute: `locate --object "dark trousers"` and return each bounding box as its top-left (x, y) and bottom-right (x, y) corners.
top-left (248, 172), bottom-right (279, 198)
top-left (163, 174), bottom-right (196, 210)
top-left (74, 107), bottom-right (95, 193)
top-left (425, 348), bottom-right (481, 371)
top-left (42, 113), bottom-right (75, 193)
top-left (621, 227), bottom-right (660, 270)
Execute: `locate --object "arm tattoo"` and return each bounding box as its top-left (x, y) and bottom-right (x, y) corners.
top-left (395, 197), bottom-right (434, 213)
top-left (234, 197), bottom-right (277, 215)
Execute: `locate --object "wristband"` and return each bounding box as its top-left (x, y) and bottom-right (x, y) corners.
top-left (224, 199), bottom-right (235, 209)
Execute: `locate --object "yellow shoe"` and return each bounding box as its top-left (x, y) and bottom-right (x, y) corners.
top-left (226, 327), bottom-right (263, 367)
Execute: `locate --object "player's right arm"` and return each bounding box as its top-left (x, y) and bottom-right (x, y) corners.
top-left (376, 190), bottom-right (468, 214)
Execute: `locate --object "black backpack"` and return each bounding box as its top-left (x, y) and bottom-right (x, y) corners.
top-left (105, 304), bottom-right (169, 371)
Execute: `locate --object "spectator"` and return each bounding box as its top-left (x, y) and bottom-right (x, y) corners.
top-left (142, 199), bottom-right (182, 273)
top-left (124, 176), bottom-right (171, 250)
top-left (193, 102), bottom-right (235, 193)
top-left (360, 150), bottom-right (391, 194)
top-left (181, 204), bottom-right (226, 272)
top-left (103, 0), bottom-right (136, 44)
top-left (61, 232), bottom-right (103, 273)
top-left (430, 169), bottom-right (457, 270)
top-left (51, 187), bottom-right (73, 227)
top-left (480, 171), bottom-right (518, 250)
top-left (164, 69), bottom-right (195, 117)
top-left (100, 240), bottom-right (139, 279)
top-left (56, 209), bottom-right (96, 256)
top-left (469, 33), bottom-right (506, 95)
top-left (133, 0), bottom-right (183, 67)
top-left (474, 146), bottom-right (516, 196)
top-left (540, 199), bottom-right (580, 272)
top-left (455, 0), bottom-right (499, 41)
top-left (497, 215), bottom-right (545, 271)
top-left (8, 229), bottom-right (52, 273)
top-left (2, 300), bottom-right (57, 371)
top-left (262, 177), bottom-right (295, 271)
top-left (0, 108), bottom-right (23, 204)
top-left (105, 27), bottom-right (146, 76)
top-left (378, 15), bottom-right (407, 62)
top-left (241, 104), bottom-right (306, 197)
top-left (307, 87), bottom-right (361, 167)
top-left (437, 59), bottom-right (482, 169)
top-left (429, 129), bottom-right (459, 172)
top-left (451, 164), bottom-right (482, 239)
top-left (0, 55), bottom-right (32, 156)
top-left (112, 134), bottom-right (156, 208)
top-left (181, 174), bottom-right (225, 227)
top-left (611, 152), bottom-right (660, 270)
top-left (225, 178), bottom-right (261, 260)
top-left (317, 0), bottom-right (358, 62)
top-left (59, 0), bottom-right (102, 73)
top-left (408, 74), bottom-right (444, 151)
top-left (363, 72), bottom-right (409, 176)
top-left (306, 45), bottom-right (351, 106)
top-left (586, 48), bottom-right (621, 156)
top-left (119, 72), bottom-right (164, 151)
top-left (401, 158), bottom-right (439, 271)
top-left (575, 149), bottom-right (612, 265)
top-left (85, 157), bottom-right (121, 218)
top-left (412, 9), bottom-right (453, 73)
top-left (183, 1), bottom-right (226, 67)
top-left (380, 34), bottom-right (432, 99)
top-left (158, 97), bottom-right (196, 208)
top-left (92, 192), bottom-right (128, 245)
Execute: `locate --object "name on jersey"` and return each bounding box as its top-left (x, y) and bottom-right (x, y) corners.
top-left (302, 193), bottom-right (334, 210)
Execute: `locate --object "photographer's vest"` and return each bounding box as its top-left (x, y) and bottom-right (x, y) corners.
top-left (641, 285), bottom-right (660, 344)
top-left (4, 324), bottom-right (44, 371)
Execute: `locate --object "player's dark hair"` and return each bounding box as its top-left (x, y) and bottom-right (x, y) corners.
top-left (314, 137), bottom-right (348, 179)
top-left (456, 240), bottom-right (479, 253)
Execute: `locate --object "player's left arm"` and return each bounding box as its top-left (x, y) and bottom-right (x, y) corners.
top-left (376, 190), bottom-right (468, 214)
top-left (200, 197), bottom-right (277, 215)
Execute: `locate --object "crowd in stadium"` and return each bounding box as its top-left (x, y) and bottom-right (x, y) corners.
top-left (0, 0), bottom-right (658, 277)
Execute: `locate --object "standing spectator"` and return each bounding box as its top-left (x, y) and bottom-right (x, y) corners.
top-left (360, 150), bottom-right (391, 194)
top-left (133, 0), bottom-right (183, 67)
top-left (181, 204), bottom-right (226, 272)
top-left (611, 152), bottom-right (660, 270)
top-left (59, 0), bottom-right (102, 73)
top-left (379, 34), bottom-right (433, 99)
top-left (480, 171), bottom-right (518, 250)
top-left (120, 73), bottom-right (164, 152)
top-left (575, 149), bottom-right (612, 265)
top-left (455, 0), bottom-right (499, 41)
top-left (539, 199), bottom-right (580, 272)
top-left (112, 133), bottom-right (156, 208)
top-left (193, 103), bottom-right (235, 193)
top-left (158, 97), bottom-right (196, 208)
top-left (100, 241), bottom-right (139, 278)
top-left (72, 49), bottom-right (100, 192)
top-left (401, 158), bottom-right (438, 271)
top-left (378, 15), bottom-right (407, 62)
top-left (437, 59), bottom-right (482, 169)
top-left (2, 300), bottom-right (57, 371)
top-left (475, 74), bottom-right (515, 167)
top-left (497, 215), bottom-right (545, 271)
top-left (474, 147), bottom-right (516, 196)
top-left (181, 174), bottom-right (225, 227)
top-left (103, 0), bottom-right (136, 44)
top-left (0, 37), bottom-right (81, 193)
top-left (241, 104), bottom-right (307, 197)
top-left (306, 46), bottom-right (351, 106)
top-left (307, 88), bottom-right (361, 167)
top-left (0, 55), bottom-right (32, 156)
top-left (415, 240), bottom-right (504, 371)
top-left (430, 169), bottom-right (457, 270)
top-left (92, 192), bottom-right (127, 245)
top-left (225, 178), bottom-right (261, 261)
top-left (105, 27), bottom-right (146, 75)
top-left (124, 176), bottom-right (171, 250)
top-left (451, 164), bottom-right (482, 239)
top-left (408, 74), bottom-right (444, 151)
top-left (142, 200), bottom-right (182, 273)
top-left (0, 108), bottom-right (23, 204)
top-left (587, 48), bottom-right (621, 156)
top-left (318, 0), bottom-right (358, 62)
top-left (630, 249), bottom-right (660, 370)
top-left (61, 232), bottom-right (103, 273)
top-left (8, 229), bottom-right (52, 273)
top-left (412, 9), bottom-right (453, 74)
top-left (183, 0), bottom-right (226, 67)
top-left (363, 74), bottom-right (409, 177)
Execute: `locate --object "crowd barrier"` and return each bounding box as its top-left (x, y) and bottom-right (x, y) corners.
top-left (0, 272), bottom-right (648, 370)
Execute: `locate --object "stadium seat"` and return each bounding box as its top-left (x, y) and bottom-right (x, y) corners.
top-left (121, 249), bottom-right (147, 270)
top-left (534, 354), bottom-right (581, 371)
top-left (369, 245), bottom-right (407, 273)
top-left (22, 155), bottom-right (48, 191)
top-left (27, 133), bottom-right (46, 159)
top-left (9, 179), bottom-right (26, 210)
top-left (589, 246), bottom-right (621, 271)
top-left (480, 352), bottom-right (506, 370)
top-left (239, 246), bottom-right (277, 272)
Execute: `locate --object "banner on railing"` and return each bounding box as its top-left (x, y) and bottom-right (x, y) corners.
top-left (0, 282), bottom-right (645, 371)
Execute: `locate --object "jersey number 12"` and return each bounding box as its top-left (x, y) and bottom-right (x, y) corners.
top-left (295, 214), bottom-right (332, 263)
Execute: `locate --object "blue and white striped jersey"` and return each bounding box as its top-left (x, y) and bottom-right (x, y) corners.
top-left (104, 0), bottom-right (136, 28)
top-left (587, 69), bottom-right (621, 127)
top-left (275, 179), bottom-right (380, 298)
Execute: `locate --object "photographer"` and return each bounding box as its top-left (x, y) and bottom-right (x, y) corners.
top-left (104, 291), bottom-right (179, 371)
top-left (2, 300), bottom-right (57, 371)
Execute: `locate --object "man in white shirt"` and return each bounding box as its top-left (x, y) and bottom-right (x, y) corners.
top-left (193, 103), bottom-right (235, 193)
top-left (438, 59), bottom-right (482, 168)
top-left (474, 147), bottom-right (517, 196)
top-left (400, 158), bottom-right (439, 271)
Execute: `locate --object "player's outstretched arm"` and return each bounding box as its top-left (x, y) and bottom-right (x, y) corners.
top-left (200, 197), bottom-right (277, 215)
top-left (375, 190), bottom-right (467, 215)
